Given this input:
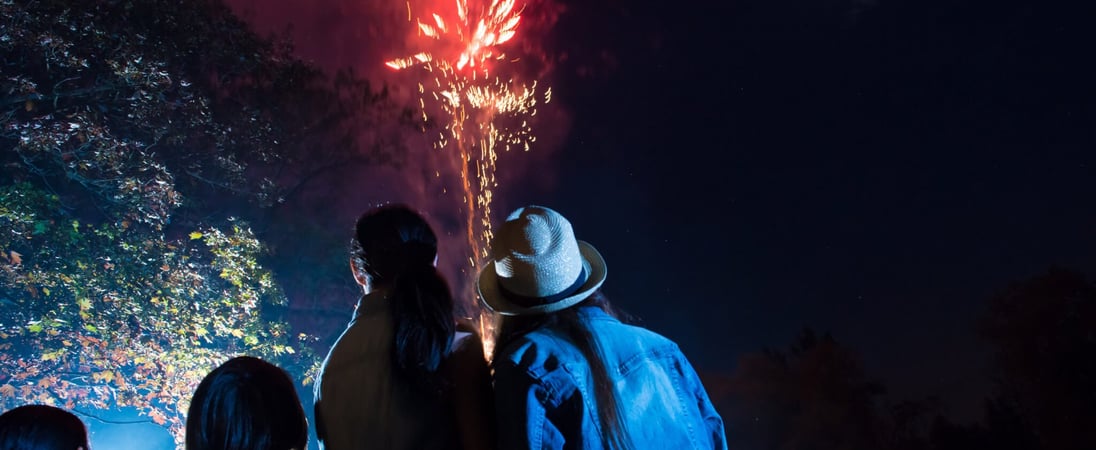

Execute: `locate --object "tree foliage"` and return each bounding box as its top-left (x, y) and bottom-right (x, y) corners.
top-left (706, 269), bottom-right (1096, 450)
top-left (0, 0), bottom-right (411, 445)
top-left (0, 183), bottom-right (318, 444)
top-left (979, 268), bottom-right (1096, 450)
top-left (0, 0), bottom-right (408, 219)
top-left (718, 328), bottom-right (889, 450)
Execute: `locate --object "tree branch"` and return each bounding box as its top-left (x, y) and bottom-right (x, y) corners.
top-left (72, 408), bottom-right (153, 425)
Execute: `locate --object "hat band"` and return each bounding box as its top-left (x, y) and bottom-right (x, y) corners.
top-left (498, 266), bottom-right (589, 308)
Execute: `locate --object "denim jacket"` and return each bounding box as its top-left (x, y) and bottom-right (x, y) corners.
top-left (493, 306), bottom-right (728, 450)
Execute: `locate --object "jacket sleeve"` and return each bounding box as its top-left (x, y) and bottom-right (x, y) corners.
top-left (681, 354), bottom-right (729, 450)
top-left (493, 361), bottom-right (565, 450)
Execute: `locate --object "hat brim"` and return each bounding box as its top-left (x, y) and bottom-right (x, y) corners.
top-left (478, 241), bottom-right (607, 316)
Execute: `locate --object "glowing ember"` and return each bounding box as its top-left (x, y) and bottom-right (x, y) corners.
top-left (387, 0), bottom-right (549, 357)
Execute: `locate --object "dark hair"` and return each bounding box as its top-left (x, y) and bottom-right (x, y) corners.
top-left (351, 204), bottom-right (455, 392)
top-left (0, 404), bottom-right (89, 450)
top-left (494, 291), bottom-right (632, 450)
top-left (185, 356), bottom-right (308, 450)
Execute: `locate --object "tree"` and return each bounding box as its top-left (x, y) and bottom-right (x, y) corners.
top-left (0, 0), bottom-right (411, 445)
top-left (1, 0), bottom-right (409, 216)
top-left (0, 183), bottom-right (316, 444)
top-left (718, 328), bottom-right (888, 450)
top-left (979, 267), bottom-right (1096, 450)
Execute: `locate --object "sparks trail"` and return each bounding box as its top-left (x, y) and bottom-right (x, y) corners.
top-left (387, 0), bottom-right (548, 297)
top-left (387, 0), bottom-right (550, 357)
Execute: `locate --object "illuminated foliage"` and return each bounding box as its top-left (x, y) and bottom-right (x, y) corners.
top-left (0, 0), bottom-right (400, 446)
top-left (0, 183), bottom-right (318, 445)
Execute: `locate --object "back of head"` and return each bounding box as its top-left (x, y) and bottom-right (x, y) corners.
top-left (351, 204), bottom-right (455, 393)
top-left (185, 356), bottom-right (307, 450)
top-left (483, 205), bottom-right (631, 450)
top-left (351, 204), bottom-right (439, 282)
top-left (0, 405), bottom-right (89, 450)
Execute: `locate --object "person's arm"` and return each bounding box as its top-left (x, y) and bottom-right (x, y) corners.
top-left (313, 370), bottom-right (329, 449)
top-left (492, 360), bottom-right (565, 450)
top-left (449, 333), bottom-right (497, 450)
top-left (680, 354), bottom-right (728, 450)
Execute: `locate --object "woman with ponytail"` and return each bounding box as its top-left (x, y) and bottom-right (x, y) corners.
top-left (314, 204), bottom-right (494, 450)
top-left (480, 206), bottom-right (728, 450)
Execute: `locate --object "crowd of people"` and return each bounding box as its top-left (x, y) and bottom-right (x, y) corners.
top-left (0, 205), bottom-right (727, 450)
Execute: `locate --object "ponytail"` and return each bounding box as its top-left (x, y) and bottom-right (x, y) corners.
top-left (350, 204), bottom-right (456, 394)
top-left (390, 262), bottom-right (455, 394)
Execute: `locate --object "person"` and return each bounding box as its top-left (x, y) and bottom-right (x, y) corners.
top-left (314, 204), bottom-right (494, 450)
top-left (0, 404), bottom-right (90, 450)
top-left (185, 356), bottom-right (308, 450)
top-left (479, 205), bottom-right (729, 450)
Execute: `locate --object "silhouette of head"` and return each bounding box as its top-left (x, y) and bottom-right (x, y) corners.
top-left (350, 204), bottom-right (439, 288)
top-left (186, 356), bottom-right (307, 450)
top-left (0, 404), bottom-right (90, 450)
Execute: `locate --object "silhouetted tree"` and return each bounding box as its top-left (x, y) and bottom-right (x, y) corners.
top-left (718, 328), bottom-right (888, 450)
top-left (978, 267), bottom-right (1096, 450)
top-left (929, 396), bottom-right (1038, 450)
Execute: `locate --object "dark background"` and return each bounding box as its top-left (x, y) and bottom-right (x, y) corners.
top-left (535, 0), bottom-right (1096, 421)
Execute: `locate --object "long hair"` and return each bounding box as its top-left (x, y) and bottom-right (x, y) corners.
top-left (185, 356), bottom-right (308, 450)
top-left (351, 204), bottom-right (455, 393)
top-left (494, 291), bottom-right (632, 450)
top-left (0, 404), bottom-right (89, 450)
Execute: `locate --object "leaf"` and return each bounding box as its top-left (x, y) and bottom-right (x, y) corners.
top-left (150, 410), bottom-right (167, 425)
top-left (42, 287), bottom-right (50, 296)
top-left (0, 384), bottom-right (14, 397)
top-left (41, 349), bottom-right (65, 361)
top-left (96, 371), bottom-right (113, 383)
top-left (27, 323), bottom-right (43, 333)
top-left (10, 251), bottom-right (21, 265)
top-left (189, 231), bottom-right (203, 240)
top-left (78, 298), bottom-right (92, 310)
top-left (84, 324), bottom-right (98, 333)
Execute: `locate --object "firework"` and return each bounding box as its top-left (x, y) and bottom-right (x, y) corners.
top-left (387, 0), bottom-right (549, 356)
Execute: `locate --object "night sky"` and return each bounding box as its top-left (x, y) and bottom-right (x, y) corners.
top-left (227, 0), bottom-right (1096, 421)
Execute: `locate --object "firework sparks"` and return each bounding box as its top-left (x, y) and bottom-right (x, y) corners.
top-left (387, 0), bottom-right (549, 356)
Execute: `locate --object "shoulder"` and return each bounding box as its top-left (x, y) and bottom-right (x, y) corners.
top-left (491, 328), bottom-right (580, 406)
top-left (447, 332), bottom-right (488, 372)
top-left (579, 308), bottom-right (681, 354)
top-left (493, 327), bottom-right (577, 378)
top-left (320, 313), bottom-right (393, 373)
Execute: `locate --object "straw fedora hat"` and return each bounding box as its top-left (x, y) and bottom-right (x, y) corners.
top-left (478, 205), bottom-right (607, 316)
